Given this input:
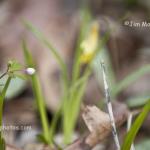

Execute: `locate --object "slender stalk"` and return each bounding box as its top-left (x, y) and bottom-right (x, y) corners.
top-left (0, 76), bottom-right (11, 138)
top-left (127, 113), bottom-right (135, 150)
top-left (0, 73), bottom-right (7, 80)
top-left (23, 22), bottom-right (69, 90)
top-left (101, 61), bottom-right (120, 150)
top-left (23, 42), bottom-right (50, 144)
top-left (31, 74), bottom-right (50, 144)
top-left (71, 8), bottom-right (91, 84)
top-left (0, 67), bottom-right (9, 80)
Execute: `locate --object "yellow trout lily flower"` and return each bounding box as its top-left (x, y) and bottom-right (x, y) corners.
top-left (80, 21), bottom-right (99, 64)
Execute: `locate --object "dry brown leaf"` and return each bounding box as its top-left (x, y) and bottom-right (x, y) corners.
top-left (65, 104), bottom-right (128, 150)
top-left (82, 106), bottom-right (111, 133)
top-left (82, 106), bottom-right (112, 147)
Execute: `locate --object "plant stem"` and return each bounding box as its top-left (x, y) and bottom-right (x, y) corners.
top-left (23, 21), bottom-right (69, 90)
top-left (101, 61), bottom-right (120, 150)
top-left (31, 74), bottom-right (50, 143)
top-left (23, 41), bottom-right (50, 144)
top-left (0, 67), bottom-right (9, 80)
top-left (0, 73), bottom-right (7, 80)
top-left (71, 8), bottom-right (91, 84)
top-left (0, 76), bottom-right (11, 138)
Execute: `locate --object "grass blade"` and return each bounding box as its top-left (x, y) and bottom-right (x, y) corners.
top-left (23, 41), bottom-right (50, 144)
top-left (0, 137), bottom-right (5, 150)
top-left (0, 76), bottom-right (11, 129)
top-left (126, 95), bottom-right (150, 108)
top-left (23, 21), bottom-right (68, 90)
top-left (0, 76), bottom-right (11, 150)
top-left (121, 99), bottom-right (150, 150)
top-left (112, 65), bottom-right (150, 96)
top-left (72, 8), bottom-right (91, 83)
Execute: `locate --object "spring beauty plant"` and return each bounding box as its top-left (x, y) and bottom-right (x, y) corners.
top-left (0, 60), bottom-right (34, 150)
top-left (22, 7), bottom-right (109, 145)
top-left (23, 41), bottom-right (51, 145)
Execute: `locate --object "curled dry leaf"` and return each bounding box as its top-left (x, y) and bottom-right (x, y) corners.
top-left (65, 104), bottom-right (128, 150)
top-left (82, 106), bottom-right (111, 133)
top-left (82, 106), bottom-right (112, 147)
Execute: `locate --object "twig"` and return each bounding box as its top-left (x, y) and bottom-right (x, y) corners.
top-left (100, 61), bottom-right (120, 150)
top-left (0, 72), bottom-right (7, 80)
top-left (127, 113), bottom-right (135, 150)
top-left (0, 65), bottom-right (9, 79)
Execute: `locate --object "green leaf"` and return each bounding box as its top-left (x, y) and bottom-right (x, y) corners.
top-left (127, 95), bottom-right (150, 108)
top-left (121, 99), bottom-right (150, 150)
top-left (14, 73), bottom-right (28, 80)
top-left (135, 139), bottom-right (150, 150)
top-left (23, 41), bottom-right (50, 145)
top-left (112, 65), bottom-right (150, 96)
top-left (49, 108), bottom-right (61, 143)
top-left (37, 134), bottom-right (49, 144)
top-left (0, 76), bottom-right (11, 138)
top-left (63, 69), bottom-right (91, 143)
top-left (71, 8), bottom-right (92, 83)
top-left (0, 76), bottom-right (26, 99)
top-left (8, 60), bottom-right (23, 72)
top-left (93, 47), bottom-right (116, 92)
top-left (23, 21), bottom-right (68, 90)
top-left (22, 40), bottom-right (35, 68)
top-left (0, 137), bottom-right (6, 150)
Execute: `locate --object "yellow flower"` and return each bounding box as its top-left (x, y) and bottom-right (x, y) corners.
top-left (80, 21), bottom-right (99, 64)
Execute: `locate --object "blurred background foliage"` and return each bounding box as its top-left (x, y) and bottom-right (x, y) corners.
top-left (0, 0), bottom-right (150, 149)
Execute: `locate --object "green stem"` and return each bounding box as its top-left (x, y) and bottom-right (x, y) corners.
top-left (23, 41), bottom-right (50, 144)
top-left (63, 68), bottom-right (91, 143)
top-left (31, 75), bottom-right (50, 144)
top-left (71, 8), bottom-right (91, 84)
top-left (0, 76), bottom-right (11, 137)
top-left (23, 21), bottom-right (69, 90)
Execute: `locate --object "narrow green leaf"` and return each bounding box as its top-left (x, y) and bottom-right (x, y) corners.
top-left (0, 76), bottom-right (26, 99)
top-left (93, 47), bottom-right (116, 92)
top-left (121, 99), bottom-right (150, 150)
top-left (0, 76), bottom-right (11, 147)
top-left (0, 77), bottom-right (11, 124)
top-left (0, 137), bottom-right (5, 150)
top-left (135, 139), bottom-right (150, 150)
top-left (112, 65), bottom-right (150, 96)
top-left (22, 40), bottom-right (35, 68)
top-left (23, 41), bottom-right (50, 144)
top-left (72, 8), bottom-right (92, 83)
top-left (23, 21), bottom-right (68, 89)
top-left (63, 68), bottom-right (91, 143)
top-left (37, 134), bottom-right (49, 144)
top-left (127, 95), bottom-right (150, 108)
top-left (49, 108), bottom-right (61, 142)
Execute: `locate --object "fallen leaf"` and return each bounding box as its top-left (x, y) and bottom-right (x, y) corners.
top-left (65, 104), bottom-right (128, 150)
top-left (82, 106), bottom-right (111, 133)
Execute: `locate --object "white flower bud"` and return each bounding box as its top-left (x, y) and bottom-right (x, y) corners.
top-left (26, 68), bottom-right (36, 75)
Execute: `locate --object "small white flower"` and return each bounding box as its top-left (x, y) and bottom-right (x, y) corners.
top-left (26, 68), bottom-right (36, 75)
